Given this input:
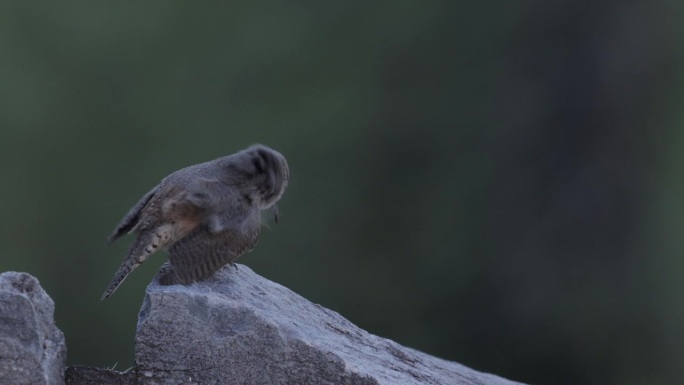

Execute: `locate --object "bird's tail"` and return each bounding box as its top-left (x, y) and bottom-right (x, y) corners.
top-left (101, 233), bottom-right (156, 300)
top-left (101, 258), bottom-right (141, 300)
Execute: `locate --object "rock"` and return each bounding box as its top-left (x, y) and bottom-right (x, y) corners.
top-left (65, 366), bottom-right (135, 385)
top-left (136, 264), bottom-right (525, 385)
top-left (0, 272), bottom-right (67, 385)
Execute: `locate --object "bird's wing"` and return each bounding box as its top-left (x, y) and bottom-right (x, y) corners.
top-left (107, 186), bottom-right (159, 245)
top-left (184, 177), bottom-right (258, 234)
top-left (157, 177), bottom-right (261, 286)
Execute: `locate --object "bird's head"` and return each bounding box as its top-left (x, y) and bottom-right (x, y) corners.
top-left (233, 144), bottom-right (289, 210)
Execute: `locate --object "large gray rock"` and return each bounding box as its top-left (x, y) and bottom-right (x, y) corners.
top-left (0, 272), bottom-right (66, 385)
top-left (136, 265), bottom-right (525, 385)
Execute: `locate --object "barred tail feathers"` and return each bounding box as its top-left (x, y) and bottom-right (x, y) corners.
top-left (101, 257), bottom-right (142, 300)
top-left (101, 230), bottom-right (164, 300)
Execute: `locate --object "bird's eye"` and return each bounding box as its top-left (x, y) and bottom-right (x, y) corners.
top-left (242, 193), bottom-right (253, 205)
top-left (193, 192), bottom-right (207, 199)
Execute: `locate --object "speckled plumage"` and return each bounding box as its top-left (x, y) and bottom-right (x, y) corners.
top-left (101, 144), bottom-right (289, 300)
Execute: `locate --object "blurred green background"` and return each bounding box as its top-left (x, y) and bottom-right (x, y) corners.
top-left (0, 2), bottom-right (682, 384)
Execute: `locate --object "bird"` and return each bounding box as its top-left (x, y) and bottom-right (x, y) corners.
top-left (101, 144), bottom-right (289, 300)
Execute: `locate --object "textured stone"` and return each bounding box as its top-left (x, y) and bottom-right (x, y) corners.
top-left (0, 272), bottom-right (66, 385)
top-left (65, 366), bottom-right (135, 385)
top-left (135, 264), bottom-right (525, 385)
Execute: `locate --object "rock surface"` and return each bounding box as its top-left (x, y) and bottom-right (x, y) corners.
top-left (135, 264), bottom-right (525, 385)
top-left (65, 366), bottom-right (135, 385)
top-left (0, 272), bottom-right (67, 385)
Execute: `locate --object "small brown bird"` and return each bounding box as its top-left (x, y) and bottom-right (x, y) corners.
top-left (101, 144), bottom-right (289, 300)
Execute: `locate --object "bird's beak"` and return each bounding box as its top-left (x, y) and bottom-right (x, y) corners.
top-left (273, 204), bottom-right (279, 224)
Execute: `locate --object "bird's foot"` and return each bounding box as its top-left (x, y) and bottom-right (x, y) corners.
top-left (157, 263), bottom-right (178, 285)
